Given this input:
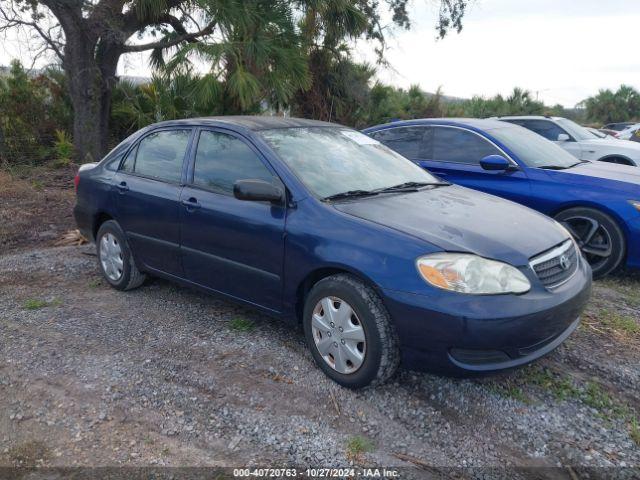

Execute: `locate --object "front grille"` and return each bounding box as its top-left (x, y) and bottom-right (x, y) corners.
top-left (530, 240), bottom-right (578, 288)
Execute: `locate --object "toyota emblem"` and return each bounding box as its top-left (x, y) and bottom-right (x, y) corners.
top-left (559, 254), bottom-right (571, 271)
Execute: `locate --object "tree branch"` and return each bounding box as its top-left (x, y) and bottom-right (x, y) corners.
top-left (0, 1), bottom-right (64, 61)
top-left (122, 20), bottom-right (215, 53)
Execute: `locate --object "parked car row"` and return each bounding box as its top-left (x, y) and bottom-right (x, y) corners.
top-left (491, 116), bottom-right (640, 166)
top-left (74, 115), bottom-right (638, 388)
top-left (617, 123), bottom-right (640, 142)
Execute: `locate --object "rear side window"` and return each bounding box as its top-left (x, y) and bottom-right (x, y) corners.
top-left (120, 129), bottom-right (191, 182)
top-left (369, 126), bottom-right (431, 159)
top-left (432, 127), bottom-right (500, 164)
top-left (193, 131), bottom-right (274, 194)
top-left (509, 120), bottom-right (567, 142)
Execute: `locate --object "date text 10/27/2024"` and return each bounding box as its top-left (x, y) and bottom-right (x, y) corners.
top-left (233, 468), bottom-right (400, 478)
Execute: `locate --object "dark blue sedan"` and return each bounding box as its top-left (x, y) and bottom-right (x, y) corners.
top-left (74, 117), bottom-right (591, 387)
top-left (364, 119), bottom-right (640, 278)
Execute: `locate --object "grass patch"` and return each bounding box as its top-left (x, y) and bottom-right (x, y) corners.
top-left (88, 278), bottom-right (102, 288)
top-left (525, 367), bottom-right (579, 401)
top-left (346, 435), bottom-right (375, 460)
top-left (630, 418), bottom-right (640, 446)
top-left (487, 382), bottom-right (530, 403)
top-left (229, 317), bottom-right (255, 332)
top-left (8, 440), bottom-right (50, 467)
top-left (23, 298), bottom-right (61, 310)
top-left (598, 277), bottom-right (640, 308)
top-left (597, 309), bottom-right (639, 335)
top-left (23, 298), bottom-right (50, 310)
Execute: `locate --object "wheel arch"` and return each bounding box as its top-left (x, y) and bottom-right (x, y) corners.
top-left (596, 154), bottom-right (637, 166)
top-left (294, 265), bottom-right (382, 324)
top-left (92, 212), bottom-right (115, 241)
top-left (551, 202), bottom-right (629, 265)
top-left (550, 201), bottom-right (628, 230)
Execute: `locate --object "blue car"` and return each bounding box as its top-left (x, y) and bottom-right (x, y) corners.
top-left (74, 117), bottom-right (591, 388)
top-left (364, 119), bottom-right (640, 278)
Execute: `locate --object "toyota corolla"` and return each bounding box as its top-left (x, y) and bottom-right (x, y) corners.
top-left (74, 117), bottom-right (591, 388)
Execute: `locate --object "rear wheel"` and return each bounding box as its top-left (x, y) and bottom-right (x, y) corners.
top-left (303, 274), bottom-right (400, 388)
top-left (555, 208), bottom-right (625, 279)
top-left (96, 220), bottom-right (146, 290)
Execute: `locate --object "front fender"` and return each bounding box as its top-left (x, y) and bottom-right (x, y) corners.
top-left (281, 198), bottom-right (438, 318)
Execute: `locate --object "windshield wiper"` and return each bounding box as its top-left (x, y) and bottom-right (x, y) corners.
top-left (322, 190), bottom-right (379, 201)
top-left (538, 165), bottom-right (569, 170)
top-left (373, 181), bottom-right (450, 193)
top-left (539, 160), bottom-right (587, 170)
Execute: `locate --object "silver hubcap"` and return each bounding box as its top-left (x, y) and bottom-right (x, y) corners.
top-left (99, 233), bottom-right (124, 281)
top-left (312, 297), bottom-right (366, 374)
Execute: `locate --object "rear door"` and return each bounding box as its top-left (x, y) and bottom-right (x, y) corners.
top-left (179, 128), bottom-right (286, 312)
top-left (112, 128), bottom-right (192, 277)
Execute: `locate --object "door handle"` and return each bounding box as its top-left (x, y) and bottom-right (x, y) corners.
top-left (181, 198), bottom-right (201, 210)
top-left (116, 181), bottom-right (129, 193)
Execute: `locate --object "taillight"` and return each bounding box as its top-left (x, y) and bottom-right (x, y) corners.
top-left (74, 172), bottom-right (80, 193)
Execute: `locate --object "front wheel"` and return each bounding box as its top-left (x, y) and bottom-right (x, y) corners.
top-left (303, 274), bottom-right (400, 388)
top-left (555, 207), bottom-right (625, 279)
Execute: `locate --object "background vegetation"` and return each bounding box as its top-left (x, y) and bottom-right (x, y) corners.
top-left (1, 57), bottom-right (638, 170)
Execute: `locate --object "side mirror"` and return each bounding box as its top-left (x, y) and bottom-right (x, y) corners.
top-left (233, 179), bottom-right (284, 203)
top-left (480, 155), bottom-right (511, 171)
top-left (557, 133), bottom-right (571, 142)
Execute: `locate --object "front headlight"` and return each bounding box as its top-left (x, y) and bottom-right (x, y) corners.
top-left (416, 253), bottom-right (531, 295)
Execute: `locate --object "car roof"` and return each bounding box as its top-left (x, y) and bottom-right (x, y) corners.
top-left (146, 115), bottom-right (337, 131)
top-left (363, 117), bottom-right (512, 132)
top-left (493, 115), bottom-right (562, 121)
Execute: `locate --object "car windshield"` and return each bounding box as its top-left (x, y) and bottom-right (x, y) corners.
top-left (555, 118), bottom-right (595, 141)
top-left (260, 127), bottom-right (442, 199)
top-left (487, 125), bottom-right (582, 169)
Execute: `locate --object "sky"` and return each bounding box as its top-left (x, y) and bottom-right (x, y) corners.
top-left (2, 0), bottom-right (639, 107)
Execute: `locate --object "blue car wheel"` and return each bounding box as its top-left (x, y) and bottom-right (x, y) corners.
top-left (555, 207), bottom-right (626, 279)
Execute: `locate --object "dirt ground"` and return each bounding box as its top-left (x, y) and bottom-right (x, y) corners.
top-left (0, 168), bottom-right (76, 253)
top-left (0, 171), bottom-right (638, 475)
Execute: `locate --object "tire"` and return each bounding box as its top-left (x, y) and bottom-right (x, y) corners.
top-left (555, 207), bottom-right (625, 279)
top-left (302, 274), bottom-right (400, 389)
top-left (96, 220), bottom-right (146, 291)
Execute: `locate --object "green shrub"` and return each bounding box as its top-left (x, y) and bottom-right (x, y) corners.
top-left (52, 129), bottom-right (74, 167)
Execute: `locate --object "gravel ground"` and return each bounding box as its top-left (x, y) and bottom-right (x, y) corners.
top-left (0, 245), bottom-right (639, 473)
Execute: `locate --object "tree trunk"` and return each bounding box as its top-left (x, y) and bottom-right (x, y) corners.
top-left (62, 24), bottom-right (120, 162)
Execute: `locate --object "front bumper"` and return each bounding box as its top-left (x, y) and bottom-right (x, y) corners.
top-left (624, 215), bottom-right (640, 270)
top-left (381, 256), bottom-right (592, 375)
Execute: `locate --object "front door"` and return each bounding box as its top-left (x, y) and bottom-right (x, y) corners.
top-left (113, 128), bottom-right (192, 276)
top-left (179, 129), bottom-right (286, 312)
top-left (382, 125), bottom-right (533, 206)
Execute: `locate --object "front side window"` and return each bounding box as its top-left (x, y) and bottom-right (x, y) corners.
top-left (120, 129), bottom-right (191, 183)
top-left (513, 120), bottom-right (567, 142)
top-left (260, 127), bottom-right (440, 199)
top-left (369, 126), bottom-right (431, 159)
top-left (487, 125), bottom-right (581, 169)
top-left (555, 118), bottom-right (597, 141)
top-left (432, 127), bottom-right (500, 164)
top-left (193, 131), bottom-right (274, 194)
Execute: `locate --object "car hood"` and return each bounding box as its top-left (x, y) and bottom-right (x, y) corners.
top-left (558, 161), bottom-right (640, 187)
top-left (584, 137), bottom-right (640, 153)
top-left (333, 185), bottom-right (567, 267)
